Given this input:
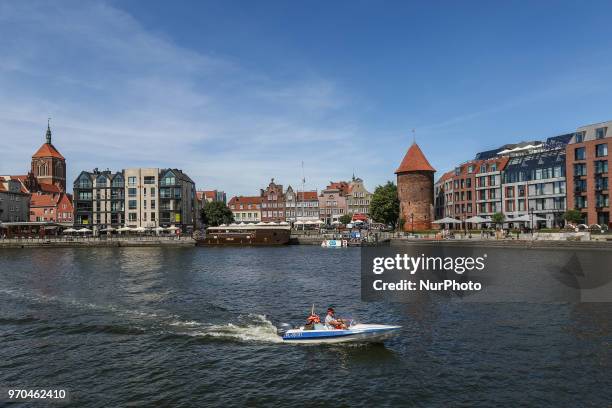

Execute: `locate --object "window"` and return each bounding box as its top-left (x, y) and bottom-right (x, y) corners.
top-left (112, 176), bottom-right (124, 187)
top-left (143, 200), bottom-right (147, 209)
top-left (574, 196), bottom-right (587, 209)
top-left (151, 200), bottom-right (156, 209)
top-left (595, 194), bottom-right (608, 208)
top-left (96, 175), bottom-right (107, 187)
top-left (144, 176), bottom-right (155, 184)
top-left (596, 127), bottom-right (607, 139)
top-left (128, 188), bottom-right (137, 197)
top-left (151, 212), bottom-right (156, 221)
top-left (595, 160), bottom-right (608, 174)
top-left (575, 179), bottom-right (587, 193)
top-left (595, 143), bottom-right (608, 157)
top-left (574, 163), bottom-right (587, 176)
top-left (129, 212), bottom-right (137, 221)
top-left (128, 177), bottom-right (136, 186)
top-left (128, 200), bottom-right (137, 210)
top-left (468, 165), bottom-right (474, 173)
top-left (575, 131), bottom-right (585, 143)
top-left (480, 164), bottom-right (486, 173)
top-left (574, 147), bottom-right (586, 160)
top-left (595, 177), bottom-right (608, 191)
top-left (454, 167), bottom-right (460, 176)
top-left (151, 187), bottom-right (156, 196)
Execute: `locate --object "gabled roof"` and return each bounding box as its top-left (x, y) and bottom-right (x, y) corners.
top-left (395, 143), bottom-right (436, 173)
top-left (30, 193), bottom-right (58, 207)
top-left (32, 142), bottom-right (64, 160)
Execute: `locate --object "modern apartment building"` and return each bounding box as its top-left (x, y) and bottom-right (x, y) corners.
top-left (158, 169), bottom-right (196, 229)
top-left (434, 135), bottom-right (572, 228)
top-left (74, 168), bottom-right (196, 231)
top-left (228, 196), bottom-right (262, 223)
top-left (124, 168), bottom-right (159, 228)
top-left (74, 169), bottom-right (125, 228)
top-left (474, 157), bottom-right (508, 217)
top-left (502, 148), bottom-right (567, 228)
top-left (566, 121), bottom-right (610, 226)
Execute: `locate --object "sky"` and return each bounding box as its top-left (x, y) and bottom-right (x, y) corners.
top-left (1, 0), bottom-right (612, 197)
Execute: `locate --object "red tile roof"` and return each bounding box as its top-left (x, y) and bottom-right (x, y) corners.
top-left (229, 196), bottom-right (262, 205)
top-left (395, 143), bottom-right (436, 173)
top-left (30, 193), bottom-right (58, 207)
top-left (297, 191), bottom-right (318, 200)
top-left (39, 183), bottom-right (61, 193)
top-left (32, 143), bottom-right (64, 159)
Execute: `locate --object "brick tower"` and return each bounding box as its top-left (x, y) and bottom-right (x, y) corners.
top-left (395, 142), bottom-right (435, 231)
top-left (31, 122), bottom-right (66, 192)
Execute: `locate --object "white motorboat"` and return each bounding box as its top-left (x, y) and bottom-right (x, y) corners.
top-left (282, 323), bottom-right (401, 344)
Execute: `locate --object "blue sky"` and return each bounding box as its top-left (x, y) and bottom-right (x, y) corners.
top-left (1, 1), bottom-right (611, 197)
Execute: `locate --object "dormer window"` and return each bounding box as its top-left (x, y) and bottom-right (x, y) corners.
top-left (575, 131), bottom-right (585, 143)
top-left (596, 127), bottom-right (607, 139)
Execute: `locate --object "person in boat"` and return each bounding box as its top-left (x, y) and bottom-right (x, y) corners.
top-left (325, 307), bottom-right (348, 330)
top-left (304, 313), bottom-right (321, 330)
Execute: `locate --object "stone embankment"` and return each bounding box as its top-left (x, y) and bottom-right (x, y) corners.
top-left (0, 237), bottom-right (195, 249)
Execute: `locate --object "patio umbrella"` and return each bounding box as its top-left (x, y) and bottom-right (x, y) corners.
top-left (432, 217), bottom-right (461, 224)
top-left (134, 227), bottom-right (146, 233)
top-left (294, 220), bottom-right (304, 225)
top-left (154, 226), bottom-right (166, 232)
top-left (511, 214), bottom-right (531, 222)
top-left (167, 226), bottom-right (179, 231)
top-left (117, 226), bottom-right (132, 232)
top-left (63, 228), bottom-right (77, 233)
top-left (465, 216), bottom-right (488, 223)
top-left (78, 228), bottom-right (92, 233)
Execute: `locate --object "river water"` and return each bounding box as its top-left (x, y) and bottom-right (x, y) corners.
top-left (0, 246), bottom-right (609, 407)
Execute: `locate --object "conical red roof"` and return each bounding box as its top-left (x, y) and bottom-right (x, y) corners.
top-left (395, 142), bottom-right (435, 173)
top-left (32, 143), bottom-right (64, 159)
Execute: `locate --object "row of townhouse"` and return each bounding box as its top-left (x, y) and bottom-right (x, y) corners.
top-left (227, 175), bottom-right (373, 225)
top-left (435, 120), bottom-right (610, 228)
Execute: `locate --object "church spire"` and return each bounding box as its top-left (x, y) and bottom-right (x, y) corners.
top-left (46, 118), bottom-right (52, 144)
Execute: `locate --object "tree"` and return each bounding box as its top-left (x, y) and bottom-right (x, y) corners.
top-left (491, 212), bottom-right (505, 228)
top-left (339, 213), bottom-right (353, 225)
top-left (563, 209), bottom-right (582, 225)
top-left (370, 181), bottom-right (400, 226)
top-left (201, 201), bottom-right (234, 227)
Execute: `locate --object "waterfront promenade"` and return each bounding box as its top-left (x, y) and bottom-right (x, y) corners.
top-left (0, 236), bottom-right (195, 248)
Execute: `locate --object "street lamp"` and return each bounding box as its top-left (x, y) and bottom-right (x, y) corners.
top-left (529, 207), bottom-right (534, 238)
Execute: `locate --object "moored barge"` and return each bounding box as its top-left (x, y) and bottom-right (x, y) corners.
top-left (198, 223), bottom-right (291, 246)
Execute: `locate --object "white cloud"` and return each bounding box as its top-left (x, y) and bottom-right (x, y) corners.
top-left (0, 1), bottom-right (375, 197)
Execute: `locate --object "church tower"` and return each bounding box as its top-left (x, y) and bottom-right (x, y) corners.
top-left (395, 142), bottom-right (435, 231)
top-left (31, 121), bottom-right (66, 192)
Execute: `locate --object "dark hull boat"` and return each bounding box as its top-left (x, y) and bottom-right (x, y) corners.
top-left (197, 223), bottom-right (291, 246)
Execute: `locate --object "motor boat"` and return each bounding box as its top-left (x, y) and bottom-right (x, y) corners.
top-left (281, 323), bottom-right (401, 344)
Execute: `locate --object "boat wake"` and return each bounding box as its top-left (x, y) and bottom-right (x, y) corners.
top-left (0, 288), bottom-right (282, 344)
top-left (171, 314), bottom-right (283, 343)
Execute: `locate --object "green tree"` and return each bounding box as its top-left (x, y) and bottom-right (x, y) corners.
top-left (563, 209), bottom-right (583, 225)
top-left (491, 212), bottom-right (505, 228)
top-left (370, 181), bottom-right (400, 226)
top-left (339, 213), bottom-right (353, 225)
top-left (201, 201), bottom-right (234, 227)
